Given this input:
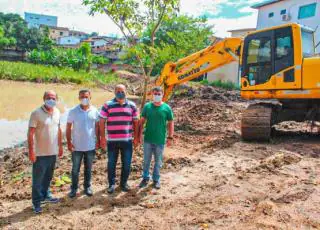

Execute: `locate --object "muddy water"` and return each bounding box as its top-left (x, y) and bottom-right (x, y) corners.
top-left (0, 80), bottom-right (116, 150)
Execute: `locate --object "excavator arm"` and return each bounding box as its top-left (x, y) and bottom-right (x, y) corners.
top-left (156, 37), bottom-right (243, 101)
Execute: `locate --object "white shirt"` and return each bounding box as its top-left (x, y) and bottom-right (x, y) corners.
top-left (29, 106), bottom-right (60, 156)
top-left (67, 105), bottom-right (99, 151)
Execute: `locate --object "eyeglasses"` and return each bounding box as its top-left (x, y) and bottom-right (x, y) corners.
top-left (153, 93), bottom-right (162, 96)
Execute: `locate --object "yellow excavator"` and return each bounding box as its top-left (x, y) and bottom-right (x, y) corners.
top-left (155, 23), bottom-right (320, 141)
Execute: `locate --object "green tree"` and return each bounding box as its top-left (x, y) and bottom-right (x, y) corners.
top-left (90, 32), bottom-right (99, 37)
top-left (0, 37), bottom-right (9, 49)
top-left (0, 13), bottom-right (54, 51)
top-left (78, 42), bottom-right (92, 72)
top-left (144, 15), bottom-right (213, 75)
top-left (83, 0), bottom-right (180, 108)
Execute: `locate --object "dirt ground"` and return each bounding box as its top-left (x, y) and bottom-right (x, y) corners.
top-left (0, 85), bottom-right (319, 230)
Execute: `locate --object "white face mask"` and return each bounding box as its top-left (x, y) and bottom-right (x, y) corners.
top-left (44, 99), bottom-right (56, 108)
top-left (80, 98), bottom-right (90, 106)
top-left (153, 95), bottom-right (163, 103)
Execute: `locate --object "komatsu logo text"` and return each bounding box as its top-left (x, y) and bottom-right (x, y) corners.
top-left (178, 68), bottom-right (201, 80)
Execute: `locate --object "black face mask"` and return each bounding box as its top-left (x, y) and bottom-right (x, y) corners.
top-left (115, 91), bottom-right (125, 99)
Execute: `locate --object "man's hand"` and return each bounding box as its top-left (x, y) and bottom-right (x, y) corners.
top-left (67, 142), bottom-right (74, 152)
top-left (95, 141), bottom-right (100, 150)
top-left (166, 138), bottom-right (173, 147)
top-left (29, 150), bottom-right (36, 163)
top-left (59, 146), bottom-right (63, 158)
top-left (133, 138), bottom-right (139, 149)
top-left (100, 138), bottom-right (106, 151)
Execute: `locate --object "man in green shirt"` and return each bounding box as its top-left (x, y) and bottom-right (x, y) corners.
top-left (139, 86), bottom-right (174, 189)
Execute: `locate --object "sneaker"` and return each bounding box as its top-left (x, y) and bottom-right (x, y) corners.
top-left (107, 185), bottom-right (115, 194)
top-left (153, 181), bottom-right (161, 189)
top-left (84, 187), bottom-right (93, 197)
top-left (33, 205), bottom-right (42, 214)
top-left (121, 184), bottom-right (131, 192)
top-left (138, 179), bottom-right (149, 188)
top-left (68, 190), bottom-right (77, 198)
top-left (42, 197), bottom-right (60, 204)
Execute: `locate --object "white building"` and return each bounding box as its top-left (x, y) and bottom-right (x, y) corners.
top-left (57, 36), bottom-right (81, 46)
top-left (228, 28), bottom-right (256, 38)
top-left (252, 0), bottom-right (320, 52)
top-left (24, 12), bottom-right (57, 28)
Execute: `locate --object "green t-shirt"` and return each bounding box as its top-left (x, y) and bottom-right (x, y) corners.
top-left (142, 102), bottom-right (174, 145)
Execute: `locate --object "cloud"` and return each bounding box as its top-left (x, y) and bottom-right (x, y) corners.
top-left (207, 11), bottom-right (258, 38)
top-left (0, 0), bottom-right (122, 36)
top-left (0, 0), bottom-right (260, 37)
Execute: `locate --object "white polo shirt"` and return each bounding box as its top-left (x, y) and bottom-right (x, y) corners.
top-left (29, 106), bottom-right (60, 156)
top-left (67, 105), bottom-right (99, 151)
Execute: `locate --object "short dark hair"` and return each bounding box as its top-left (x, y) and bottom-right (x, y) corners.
top-left (79, 89), bottom-right (91, 95)
top-left (152, 86), bottom-right (163, 93)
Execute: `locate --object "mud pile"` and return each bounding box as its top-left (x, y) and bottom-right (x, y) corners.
top-left (170, 85), bottom-right (245, 152)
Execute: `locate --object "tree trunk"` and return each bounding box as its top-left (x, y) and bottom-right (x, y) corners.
top-left (140, 75), bottom-right (149, 111)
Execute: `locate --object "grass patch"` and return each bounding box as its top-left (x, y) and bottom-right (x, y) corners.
top-left (0, 61), bottom-right (121, 86)
top-left (200, 79), bottom-right (239, 90)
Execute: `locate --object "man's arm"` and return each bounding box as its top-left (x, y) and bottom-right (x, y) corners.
top-left (58, 126), bottom-right (63, 157)
top-left (167, 120), bottom-right (174, 138)
top-left (28, 127), bottom-right (36, 163)
top-left (99, 118), bottom-right (106, 150)
top-left (133, 119), bottom-right (140, 147)
top-left (139, 117), bottom-right (146, 143)
top-left (95, 121), bottom-right (100, 149)
top-left (66, 123), bottom-right (73, 152)
top-left (166, 120), bottom-right (174, 147)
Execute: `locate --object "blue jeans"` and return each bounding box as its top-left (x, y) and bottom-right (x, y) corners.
top-left (107, 141), bottom-right (132, 187)
top-left (32, 155), bottom-right (56, 207)
top-left (142, 142), bottom-right (165, 182)
top-left (71, 150), bottom-right (95, 191)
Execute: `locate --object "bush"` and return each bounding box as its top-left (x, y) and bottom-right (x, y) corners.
top-left (200, 79), bottom-right (238, 90)
top-left (0, 61), bottom-right (121, 85)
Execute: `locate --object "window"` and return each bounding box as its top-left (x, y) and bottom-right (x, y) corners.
top-left (275, 27), bottom-right (294, 73)
top-left (60, 32), bottom-right (63, 36)
top-left (268, 12), bottom-right (274, 18)
top-left (280, 9), bottom-right (287, 15)
top-left (245, 36), bottom-right (272, 85)
top-left (301, 30), bottom-right (315, 57)
top-left (298, 3), bottom-right (317, 19)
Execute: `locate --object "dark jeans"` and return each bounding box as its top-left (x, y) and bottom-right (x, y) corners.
top-left (71, 150), bottom-right (95, 191)
top-left (107, 141), bottom-right (133, 187)
top-left (32, 155), bottom-right (56, 207)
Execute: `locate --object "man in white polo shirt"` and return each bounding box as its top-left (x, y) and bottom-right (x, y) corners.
top-left (66, 89), bottom-right (100, 198)
top-left (28, 90), bottom-right (63, 214)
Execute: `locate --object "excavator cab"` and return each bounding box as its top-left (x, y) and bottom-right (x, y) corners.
top-left (241, 23), bottom-right (316, 98)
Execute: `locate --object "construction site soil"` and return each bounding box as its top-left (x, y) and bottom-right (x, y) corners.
top-left (0, 85), bottom-right (319, 229)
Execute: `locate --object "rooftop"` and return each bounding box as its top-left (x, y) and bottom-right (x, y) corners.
top-left (40, 25), bottom-right (69, 31)
top-left (251, 0), bottom-right (283, 9)
top-left (228, 28), bottom-right (256, 32)
top-left (24, 12), bottom-right (57, 18)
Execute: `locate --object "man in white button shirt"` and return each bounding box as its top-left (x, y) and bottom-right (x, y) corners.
top-left (66, 89), bottom-right (100, 198)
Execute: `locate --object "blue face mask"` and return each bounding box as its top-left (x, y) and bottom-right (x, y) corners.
top-left (115, 92), bottom-right (126, 100)
top-left (44, 99), bottom-right (56, 108)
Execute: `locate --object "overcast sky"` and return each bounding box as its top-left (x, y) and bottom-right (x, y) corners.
top-left (0, 0), bottom-right (262, 37)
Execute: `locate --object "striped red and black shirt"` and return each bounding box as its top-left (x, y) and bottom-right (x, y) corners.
top-left (99, 98), bottom-right (138, 142)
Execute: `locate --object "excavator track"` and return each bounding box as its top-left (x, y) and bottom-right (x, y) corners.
top-left (241, 105), bottom-right (273, 141)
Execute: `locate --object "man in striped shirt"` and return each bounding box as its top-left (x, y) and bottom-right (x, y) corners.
top-left (99, 84), bottom-right (139, 193)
